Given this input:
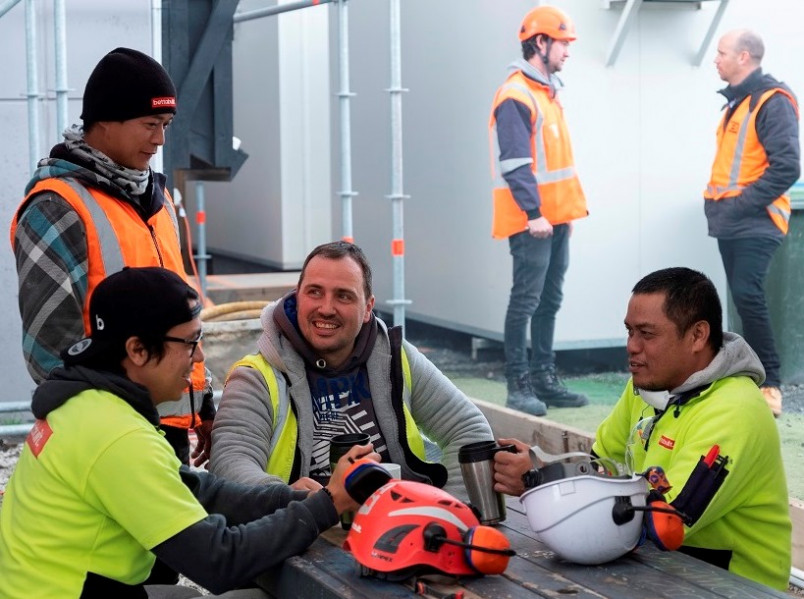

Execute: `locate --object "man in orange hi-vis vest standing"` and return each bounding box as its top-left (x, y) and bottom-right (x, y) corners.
top-left (705, 29), bottom-right (800, 417)
top-left (489, 6), bottom-right (589, 416)
top-left (10, 48), bottom-right (216, 585)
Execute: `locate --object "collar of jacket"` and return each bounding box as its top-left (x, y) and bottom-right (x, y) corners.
top-left (717, 67), bottom-right (785, 112)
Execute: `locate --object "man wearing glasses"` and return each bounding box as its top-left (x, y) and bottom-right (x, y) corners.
top-left (0, 267), bottom-right (377, 598)
top-left (493, 267), bottom-right (790, 590)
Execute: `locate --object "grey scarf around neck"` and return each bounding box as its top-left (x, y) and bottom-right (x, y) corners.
top-left (61, 124), bottom-right (151, 197)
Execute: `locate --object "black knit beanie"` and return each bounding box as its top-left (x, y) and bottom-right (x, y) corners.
top-left (80, 47), bottom-right (177, 124)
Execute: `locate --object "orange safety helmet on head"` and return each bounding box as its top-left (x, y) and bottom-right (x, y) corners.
top-left (519, 5), bottom-right (576, 42)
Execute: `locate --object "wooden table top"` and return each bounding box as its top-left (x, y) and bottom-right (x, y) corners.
top-left (254, 496), bottom-right (789, 599)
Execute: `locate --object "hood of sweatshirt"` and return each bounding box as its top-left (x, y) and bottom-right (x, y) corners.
top-left (507, 58), bottom-right (564, 96)
top-left (718, 67), bottom-right (797, 111)
top-left (259, 291), bottom-right (378, 376)
top-left (32, 365), bottom-right (160, 426)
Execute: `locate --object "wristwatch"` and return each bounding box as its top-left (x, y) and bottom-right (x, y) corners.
top-left (521, 468), bottom-right (542, 490)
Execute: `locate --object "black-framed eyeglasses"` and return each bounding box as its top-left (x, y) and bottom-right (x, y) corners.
top-left (163, 331), bottom-right (204, 355)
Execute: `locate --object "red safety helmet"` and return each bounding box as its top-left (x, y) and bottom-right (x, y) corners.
top-left (519, 6), bottom-right (576, 42)
top-left (343, 480), bottom-right (514, 582)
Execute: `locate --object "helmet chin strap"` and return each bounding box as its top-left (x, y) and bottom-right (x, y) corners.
top-left (636, 388), bottom-right (672, 411)
top-left (541, 37), bottom-right (553, 69)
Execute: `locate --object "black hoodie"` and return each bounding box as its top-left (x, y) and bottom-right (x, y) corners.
top-left (28, 366), bottom-right (338, 597)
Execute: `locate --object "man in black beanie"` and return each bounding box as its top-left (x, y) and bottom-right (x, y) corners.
top-left (9, 48), bottom-right (214, 585)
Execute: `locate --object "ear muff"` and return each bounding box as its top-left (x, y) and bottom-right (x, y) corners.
top-left (463, 526), bottom-right (514, 575)
top-left (344, 459), bottom-right (393, 504)
top-left (644, 500), bottom-right (685, 551)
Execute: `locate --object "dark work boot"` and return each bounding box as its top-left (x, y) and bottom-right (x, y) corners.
top-left (506, 373), bottom-right (547, 416)
top-left (530, 365), bottom-right (588, 408)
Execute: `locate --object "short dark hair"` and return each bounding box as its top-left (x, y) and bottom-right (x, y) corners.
top-left (299, 241), bottom-right (373, 299)
top-left (521, 35), bottom-right (543, 61)
top-left (632, 267), bottom-right (723, 352)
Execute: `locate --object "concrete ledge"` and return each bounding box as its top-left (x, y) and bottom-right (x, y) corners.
top-left (195, 272), bottom-right (298, 305)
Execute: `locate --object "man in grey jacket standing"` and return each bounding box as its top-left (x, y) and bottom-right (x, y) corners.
top-left (210, 241), bottom-right (493, 496)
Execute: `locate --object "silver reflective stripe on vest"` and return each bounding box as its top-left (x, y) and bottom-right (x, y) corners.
top-left (61, 178), bottom-right (125, 275)
top-left (707, 106), bottom-right (755, 197)
top-left (768, 203), bottom-right (791, 224)
top-left (492, 81), bottom-right (577, 187)
top-left (162, 195), bottom-right (181, 240)
top-left (157, 392), bottom-right (195, 419)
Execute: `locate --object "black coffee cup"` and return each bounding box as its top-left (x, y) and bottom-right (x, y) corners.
top-left (458, 440), bottom-right (516, 525)
top-left (329, 432), bottom-right (371, 529)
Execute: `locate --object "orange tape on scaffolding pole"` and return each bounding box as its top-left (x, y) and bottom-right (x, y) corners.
top-left (196, 211), bottom-right (206, 224)
top-left (391, 239), bottom-right (405, 256)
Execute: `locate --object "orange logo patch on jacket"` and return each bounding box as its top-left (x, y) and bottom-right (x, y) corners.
top-left (658, 435), bottom-right (675, 450)
top-left (27, 419), bottom-right (53, 457)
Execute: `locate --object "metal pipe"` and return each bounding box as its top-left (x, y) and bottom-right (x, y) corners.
top-left (337, 0), bottom-right (356, 242)
top-left (233, 0), bottom-right (335, 23)
top-left (791, 566), bottom-right (804, 590)
top-left (25, 0), bottom-right (41, 174)
top-left (386, 0), bottom-right (410, 330)
top-left (0, 0), bottom-right (22, 20)
top-left (0, 393), bottom-right (223, 440)
top-left (53, 0), bottom-right (68, 138)
top-left (151, 0), bottom-right (164, 174)
top-left (194, 181), bottom-right (210, 299)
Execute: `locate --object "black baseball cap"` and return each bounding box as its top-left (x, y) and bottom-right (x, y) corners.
top-left (63, 267), bottom-right (200, 367)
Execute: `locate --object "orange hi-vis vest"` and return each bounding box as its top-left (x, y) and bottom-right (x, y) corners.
top-left (11, 177), bottom-right (206, 429)
top-left (489, 69), bottom-right (587, 239)
top-left (705, 88), bottom-right (799, 235)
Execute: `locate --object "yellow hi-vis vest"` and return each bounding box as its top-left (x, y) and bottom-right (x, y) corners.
top-left (489, 70), bottom-right (587, 238)
top-left (226, 351), bottom-right (427, 483)
top-left (704, 87), bottom-right (799, 235)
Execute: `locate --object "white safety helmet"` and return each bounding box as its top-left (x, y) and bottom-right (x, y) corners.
top-left (520, 474), bottom-right (648, 565)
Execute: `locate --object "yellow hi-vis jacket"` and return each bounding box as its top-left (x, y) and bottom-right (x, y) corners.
top-left (11, 177), bottom-right (207, 429)
top-left (226, 351), bottom-right (428, 483)
top-left (705, 87), bottom-right (799, 235)
top-left (489, 69), bottom-right (587, 238)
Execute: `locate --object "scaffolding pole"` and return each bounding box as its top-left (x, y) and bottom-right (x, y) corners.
top-left (25, 0), bottom-right (40, 173)
top-left (53, 0), bottom-right (68, 137)
top-left (386, 0), bottom-right (410, 330)
top-left (337, 0), bottom-right (356, 242)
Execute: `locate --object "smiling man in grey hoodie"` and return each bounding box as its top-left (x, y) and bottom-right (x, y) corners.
top-left (210, 241), bottom-right (492, 497)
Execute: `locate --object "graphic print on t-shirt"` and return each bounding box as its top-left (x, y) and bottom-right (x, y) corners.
top-left (307, 368), bottom-right (389, 481)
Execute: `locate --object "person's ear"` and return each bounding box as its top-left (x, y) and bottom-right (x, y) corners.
top-left (689, 320), bottom-right (711, 352)
top-left (125, 336), bottom-right (150, 366)
top-left (363, 295), bottom-right (376, 323)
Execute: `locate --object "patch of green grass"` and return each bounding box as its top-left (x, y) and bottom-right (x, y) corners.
top-left (448, 372), bottom-right (803, 501)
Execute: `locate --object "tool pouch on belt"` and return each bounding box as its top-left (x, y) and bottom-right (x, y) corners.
top-left (670, 450), bottom-right (729, 527)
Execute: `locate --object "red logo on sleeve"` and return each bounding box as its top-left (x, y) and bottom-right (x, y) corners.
top-left (658, 435), bottom-right (675, 450)
top-left (27, 419), bottom-right (53, 457)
